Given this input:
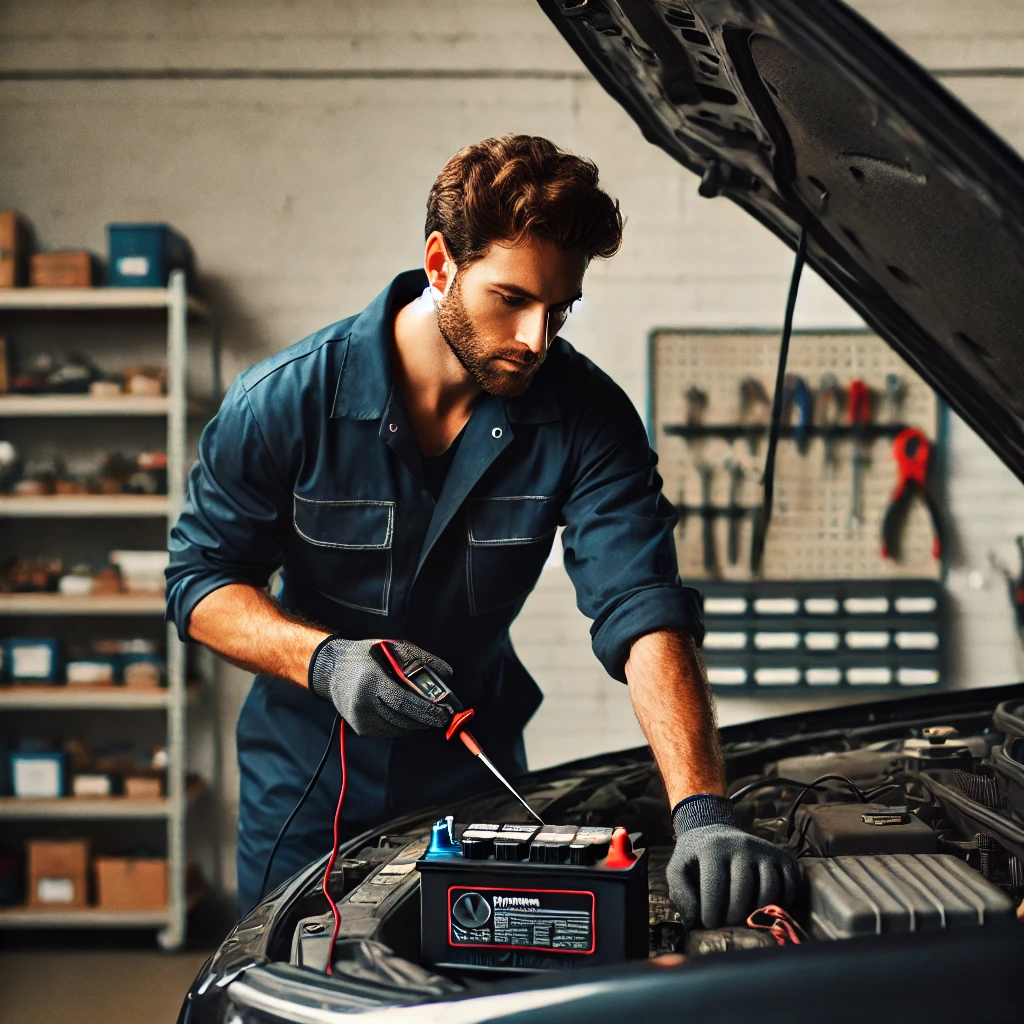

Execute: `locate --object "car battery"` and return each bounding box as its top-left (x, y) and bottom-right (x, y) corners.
top-left (417, 817), bottom-right (648, 973)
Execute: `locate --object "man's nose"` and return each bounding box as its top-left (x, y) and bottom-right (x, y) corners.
top-left (515, 307), bottom-right (548, 355)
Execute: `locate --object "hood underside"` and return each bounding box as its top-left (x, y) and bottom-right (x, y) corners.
top-left (538, 0), bottom-right (1024, 479)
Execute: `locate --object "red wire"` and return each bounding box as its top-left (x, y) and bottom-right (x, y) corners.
top-left (322, 718), bottom-right (347, 975)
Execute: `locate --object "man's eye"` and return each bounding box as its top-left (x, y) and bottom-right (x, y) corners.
top-left (499, 294), bottom-right (526, 307)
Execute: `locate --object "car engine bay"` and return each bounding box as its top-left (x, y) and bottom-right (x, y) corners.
top-left (233, 691), bottom-right (1024, 1003)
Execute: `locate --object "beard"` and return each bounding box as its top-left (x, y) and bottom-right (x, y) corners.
top-left (435, 276), bottom-right (542, 398)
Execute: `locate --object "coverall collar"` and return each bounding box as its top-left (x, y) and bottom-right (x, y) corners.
top-left (330, 269), bottom-right (561, 425)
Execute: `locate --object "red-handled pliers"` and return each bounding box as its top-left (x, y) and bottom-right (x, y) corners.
top-left (881, 428), bottom-right (943, 560)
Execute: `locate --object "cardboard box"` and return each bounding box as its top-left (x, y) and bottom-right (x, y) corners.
top-left (0, 211), bottom-right (29, 288)
top-left (124, 776), bottom-right (162, 799)
top-left (27, 839), bottom-right (89, 908)
top-left (30, 251), bottom-right (93, 288)
top-left (94, 856), bottom-right (167, 910)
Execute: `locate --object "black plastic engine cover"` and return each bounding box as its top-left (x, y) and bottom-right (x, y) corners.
top-left (795, 802), bottom-right (938, 856)
top-left (802, 854), bottom-right (1016, 939)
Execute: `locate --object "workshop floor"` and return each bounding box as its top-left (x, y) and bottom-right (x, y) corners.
top-left (0, 949), bottom-right (211, 1024)
top-left (0, 902), bottom-right (230, 1024)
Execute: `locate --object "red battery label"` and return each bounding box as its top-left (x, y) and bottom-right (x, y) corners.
top-left (448, 885), bottom-right (595, 954)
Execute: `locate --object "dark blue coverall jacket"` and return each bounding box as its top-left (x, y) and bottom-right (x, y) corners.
top-left (165, 270), bottom-right (703, 914)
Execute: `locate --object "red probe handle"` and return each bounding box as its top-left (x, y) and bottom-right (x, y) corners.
top-left (458, 730), bottom-right (483, 756)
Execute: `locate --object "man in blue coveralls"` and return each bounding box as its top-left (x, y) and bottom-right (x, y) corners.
top-left (166, 135), bottom-right (796, 927)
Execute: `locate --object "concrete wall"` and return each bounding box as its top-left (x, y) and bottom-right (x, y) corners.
top-left (2, 0), bottom-right (1023, 897)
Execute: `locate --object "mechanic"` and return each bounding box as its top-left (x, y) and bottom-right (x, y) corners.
top-left (166, 135), bottom-right (798, 926)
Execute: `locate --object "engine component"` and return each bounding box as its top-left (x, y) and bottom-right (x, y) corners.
top-left (418, 820), bottom-right (648, 972)
top-left (685, 927), bottom-right (777, 955)
top-left (899, 727), bottom-right (974, 771)
top-left (794, 802), bottom-right (938, 856)
top-left (802, 854), bottom-right (1015, 940)
top-left (769, 749), bottom-right (903, 785)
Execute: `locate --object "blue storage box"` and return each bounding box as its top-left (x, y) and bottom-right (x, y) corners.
top-left (10, 751), bottom-right (66, 798)
top-left (107, 223), bottom-right (194, 287)
top-left (5, 639), bottom-right (60, 683)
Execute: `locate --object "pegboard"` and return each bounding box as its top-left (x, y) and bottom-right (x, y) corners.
top-left (649, 331), bottom-right (941, 581)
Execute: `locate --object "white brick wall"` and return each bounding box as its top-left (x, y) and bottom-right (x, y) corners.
top-left (2, 0), bottom-right (1023, 892)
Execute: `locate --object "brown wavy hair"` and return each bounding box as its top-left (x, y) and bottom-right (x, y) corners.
top-left (426, 135), bottom-right (623, 265)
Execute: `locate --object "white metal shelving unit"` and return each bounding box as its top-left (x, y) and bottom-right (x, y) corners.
top-left (0, 271), bottom-right (212, 949)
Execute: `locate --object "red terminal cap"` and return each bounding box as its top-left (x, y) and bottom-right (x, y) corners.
top-left (604, 827), bottom-right (637, 869)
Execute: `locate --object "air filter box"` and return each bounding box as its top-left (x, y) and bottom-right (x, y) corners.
top-left (802, 854), bottom-right (1015, 940)
top-left (417, 819), bottom-right (648, 973)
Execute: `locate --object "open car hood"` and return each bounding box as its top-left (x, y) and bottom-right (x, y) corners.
top-left (537, 0), bottom-right (1024, 479)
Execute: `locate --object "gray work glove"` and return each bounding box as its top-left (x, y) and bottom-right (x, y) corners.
top-left (668, 793), bottom-right (800, 930)
top-left (308, 637), bottom-right (454, 738)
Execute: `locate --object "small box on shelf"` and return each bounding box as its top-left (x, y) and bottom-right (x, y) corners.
top-left (27, 839), bottom-right (89, 908)
top-left (29, 252), bottom-right (95, 289)
top-left (124, 776), bottom-right (162, 799)
top-left (107, 224), bottom-right (193, 288)
top-left (71, 773), bottom-right (114, 798)
top-left (10, 750), bottom-right (66, 797)
top-left (94, 856), bottom-right (167, 910)
top-left (0, 211), bottom-right (31, 288)
top-left (4, 638), bottom-right (60, 683)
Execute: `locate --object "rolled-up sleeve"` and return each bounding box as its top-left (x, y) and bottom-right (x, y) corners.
top-left (165, 377), bottom-right (290, 641)
top-left (561, 386), bottom-right (703, 682)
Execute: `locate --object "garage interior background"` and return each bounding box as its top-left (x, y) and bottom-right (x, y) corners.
top-left (2, 0), bottom-right (1023, 899)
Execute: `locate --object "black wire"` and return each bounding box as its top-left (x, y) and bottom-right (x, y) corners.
top-left (258, 713), bottom-right (341, 904)
top-left (751, 224), bottom-right (808, 574)
top-left (784, 773), bottom-right (868, 839)
top-left (729, 776), bottom-right (835, 803)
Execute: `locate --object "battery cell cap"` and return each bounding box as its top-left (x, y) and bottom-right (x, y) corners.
top-left (529, 842), bottom-right (570, 864)
top-left (493, 838), bottom-right (529, 861)
top-left (460, 836), bottom-right (494, 860)
top-left (568, 842), bottom-right (597, 866)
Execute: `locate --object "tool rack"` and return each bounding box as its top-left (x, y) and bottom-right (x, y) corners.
top-left (0, 271), bottom-right (216, 949)
top-left (649, 329), bottom-right (945, 691)
top-left (650, 329), bottom-right (941, 582)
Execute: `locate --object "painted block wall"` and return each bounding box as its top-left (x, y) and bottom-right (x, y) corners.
top-left (2, 0), bottom-right (1022, 895)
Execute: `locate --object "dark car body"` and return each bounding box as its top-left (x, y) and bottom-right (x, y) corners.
top-left (181, 1), bottom-right (1024, 1020)
top-left (181, 684), bottom-right (1024, 1022)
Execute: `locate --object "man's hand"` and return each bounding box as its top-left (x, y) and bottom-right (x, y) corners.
top-left (308, 637), bottom-right (455, 737)
top-left (667, 793), bottom-right (800, 930)
top-left (624, 630), bottom-right (799, 928)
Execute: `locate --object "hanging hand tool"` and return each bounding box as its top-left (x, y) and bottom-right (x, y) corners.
top-left (685, 386), bottom-right (708, 428)
top-left (885, 373), bottom-right (904, 424)
top-left (815, 374), bottom-right (844, 469)
top-left (847, 379), bottom-right (872, 534)
top-left (725, 460), bottom-right (744, 566)
top-left (781, 374), bottom-right (812, 454)
top-left (377, 641), bottom-right (544, 824)
top-left (697, 464), bottom-right (716, 574)
top-left (881, 428), bottom-right (943, 561)
top-left (739, 378), bottom-right (771, 455)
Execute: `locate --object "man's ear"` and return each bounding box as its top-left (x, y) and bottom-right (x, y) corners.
top-left (424, 231), bottom-right (455, 297)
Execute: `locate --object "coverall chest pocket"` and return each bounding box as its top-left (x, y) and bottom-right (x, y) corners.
top-left (466, 495), bottom-right (560, 616)
top-left (293, 496), bottom-right (394, 615)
